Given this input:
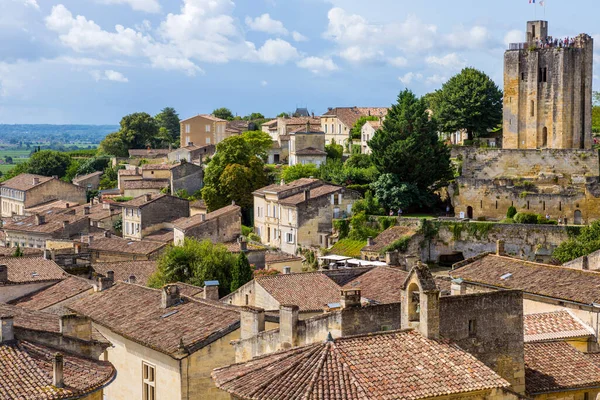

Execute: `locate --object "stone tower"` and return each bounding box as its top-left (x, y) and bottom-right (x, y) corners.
top-left (503, 21), bottom-right (593, 149)
top-left (400, 262), bottom-right (440, 339)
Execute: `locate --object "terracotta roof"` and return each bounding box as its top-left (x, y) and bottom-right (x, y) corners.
top-left (212, 329), bottom-right (510, 399)
top-left (261, 119), bottom-right (278, 128)
top-left (256, 272), bottom-right (341, 312)
top-left (87, 235), bottom-right (166, 255)
top-left (366, 120), bottom-right (382, 129)
top-left (278, 184), bottom-right (342, 206)
top-left (92, 260), bottom-right (158, 286)
top-left (289, 124), bottom-right (323, 133)
top-left (144, 229), bottom-right (174, 243)
top-left (173, 204), bottom-right (240, 231)
top-left (361, 226), bottom-right (416, 252)
top-left (451, 254), bottom-right (600, 305)
top-left (73, 171), bottom-right (103, 183)
top-left (68, 283), bottom-right (240, 358)
top-left (265, 252), bottom-right (302, 264)
top-left (254, 178), bottom-right (321, 195)
top-left (343, 266), bottom-right (408, 304)
top-left (121, 179), bottom-right (169, 190)
top-left (356, 107), bottom-right (389, 118)
top-left (0, 340), bottom-right (115, 400)
top-left (0, 257), bottom-right (66, 284)
top-left (525, 341), bottom-right (600, 395)
top-left (142, 162), bottom-right (181, 170)
top-left (180, 114), bottom-right (226, 123)
top-left (0, 247), bottom-right (42, 257)
top-left (177, 281), bottom-right (204, 298)
top-left (294, 147), bottom-right (327, 156)
top-left (71, 202), bottom-right (121, 222)
top-left (120, 193), bottom-right (172, 208)
top-left (25, 200), bottom-right (78, 214)
top-left (117, 168), bottom-right (140, 176)
top-left (10, 276), bottom-right (93, 311)
top-left (3, 209), bottom-right (88, 235)
top-left (0, 303), bottom-right (59, 332)
top-left (322, 107), bottom-right (364, 128)
top-left (282, 117), bottom-right (321, 127)
top-left (523, 310), bottom-right (595, 342)
top-left (1, 174), bottom-right (53, 191)
top-left (128, 148), bottom-right (170, 157)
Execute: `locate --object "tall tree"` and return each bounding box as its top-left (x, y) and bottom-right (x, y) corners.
top-left (212, 107), bottom-right (235, 121)
top-left (436, 67), bottom-right (503, 140)
top-left (27, 150), bottom-right (72, 178)
top-left (98, 112), bottom-right (159, 156)
top-left (369, 89), bottom-right (452, 209)
top-left (241, 130), bottom-right (273, 160)
top-left (350, 115), bottom-right (379, 140)
top-left (230, 252), bottom-right (253, 292)
top-left (155, 107), bottom-right (180, 143)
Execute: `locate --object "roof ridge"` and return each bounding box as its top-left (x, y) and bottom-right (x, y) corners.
top-left (565, 308), bottom-right (597, 336)
top-left (328, 339), bottom-right (372, 399)
top-left (303, 341), bottom-right (334, 399)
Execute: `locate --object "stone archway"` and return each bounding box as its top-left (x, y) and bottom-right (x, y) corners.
top-left (466, 206), bottom-right (474, 220)
top-left (574, 210), bottom-right (582, 225)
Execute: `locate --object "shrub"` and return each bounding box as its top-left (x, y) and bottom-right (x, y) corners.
top-left (248, 233), bottom-right (261, 243)
top-left (537, 215), bottom-right (557, 225)
top-left (500, 218), bottom-right (515, 224)
top-left (241, 225), bottom-right (253, 237)
top-left (506, 206), bottom-right (517, 219)
top-left (514, 212), bottom-right (539, 224)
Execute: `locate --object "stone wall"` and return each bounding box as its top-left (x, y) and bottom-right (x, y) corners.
top-left (177, 206), bottom-right (240, 245)
top-left (170, 163), bottom-right (203, 195)
top-left (141, 197), bottom-right (189, 231)
top-left (27, 179), bottom-right (87, 208)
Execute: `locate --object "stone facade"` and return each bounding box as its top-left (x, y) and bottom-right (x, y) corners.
top-left (180, 115), bottom-right (228, 147)
top-left (173, 205), bottom-right (241, 246)
top-left (503, 21), bottom-right (593, 150)
top-left (170, 162), bottom-right (203, 195)
top-left (122, 195), bottom-right (189, 241)
top-left (288, 129), bottom-right (326, 167)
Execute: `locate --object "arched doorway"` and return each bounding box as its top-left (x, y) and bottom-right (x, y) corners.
top-left (542, 127), bottom-right (548, 147)
top-left (407, 283), bottom-right (420, 322)
top-left (466, 206), bottom-right (473, 219)
top-left (574, 210), bottom-right (582, 225)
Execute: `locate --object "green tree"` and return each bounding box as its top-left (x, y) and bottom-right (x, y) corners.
top-left (148, 239), bottom-right (236, 296)
top-left (230, 252), bottom-right (253, 292)
top-left (212, 107), bottom-right (234, 121)
top-left (593, 106), bottom-right (600, 134)
top-left (4, 156), bottom-right (13, 164)
top-left (98, 112), bottom-right (159, 156)
top-left (436, 68), bottom-right (503, 140)
top-left (369, 89), bottom-right (452, 209)
top-left (553, 221), bottom-right (600, 263)
top-left (97, 131), bottom-right (129, 157)
top-left (281, 163), bottom-right (320, 183)
top-left (155, 107), bottom-right (180, 143)
top-left (350, 116), bottom-right (379, 140)
top-left (241, 130), bottom-right (273, 160)
top-left (27, 150), bottom-right (72, 178)
top-left (245, 112), bottom-right (265, 120)
top-left (325, 140), bottom-right (343, 160)
top-left (113, 217), bottom-right (123, 235)
top-left (277, 112), bottom-right (290, 118)
top-left (13, 245), bottom-right (23, 257)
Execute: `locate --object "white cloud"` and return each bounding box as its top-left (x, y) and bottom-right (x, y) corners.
top-left (398, 72), bottom-right (423, 85)
top-left (444, 25), bottom-right (490, 49)
top-left (388, 56), bottom-right (408, 67)
top-left (99, 0), bottom-right (161, 13)
top-left (297, 56), bottom-right (338, 74)
top-left (339, 46), bottom-right (383, 63)
top-left (148, 56), bottom-right (204, 76)
top-left (260, 80), bottom-right (268, 86)
top-left (91, 69), bottom-right (129, 82)
top-left (292, 31), bottom-right (308, 42)
top-left (22, 0), bottom-right (39, 10)
top-left (426, 53), bottom-right (465, 70)
top-left (504, 29), bottom-right (524, 46)
top-left (257, 39), bottom-right (299, 65)
top-left (426, 74), bottom-right (447, 85)
top-left (245, 14), bottom-right (288, 36)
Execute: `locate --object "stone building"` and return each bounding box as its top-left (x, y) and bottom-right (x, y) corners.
top-left (0, 174), bottom-right (87, 217)
top-left (72, 171), bottom-right (103, 191)
top-left (173, 204), bottom-right (241, 245)
top-left (0, 256), bottom-right (67, 303)
top-left (180, 114), bottom-right (228, 147)
top-left (503, 21), bottom-right (593, 150)
top-left (253, 178), bottom-right (360, 253)
top-left (360, 119), bottom-right (380, 154)
top-left (121, 194), bottom-right (189, 241)
top-left (288, 124), bottom-right (327, 167)
top-left (321, 107), bottom-right (388, 148)
top-left (167, 144), bottom-right (215, 164)
top-left (83, 233), bottom-right (167, 262)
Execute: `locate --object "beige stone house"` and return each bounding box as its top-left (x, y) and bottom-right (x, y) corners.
top-left (288, 125), bottom-right (327, 166)
top-left (128, 148), bottom-right (170, 160)
top-left (360, 120), bottom-right (381, 154)
top-left (321, 107), bottom-right (387, 149)
top-left (167, 144), bottom-right (215, 164)
top-left (68, 281), bottom-right (241, 400)
top-left (253, 178), bottom-right (360, 253)
top-left (118, 163), bottom-right (203, 198)
top-left (180, 114), bottom-right (228, 147)
top-left (1, 174), bottom-right (87, 217)
top-left (73, 171), bottom-right (103, 191)
top-left (173, 204), bottom-right (240, 246)
top-left (121, 194), bottom-right (189, 241)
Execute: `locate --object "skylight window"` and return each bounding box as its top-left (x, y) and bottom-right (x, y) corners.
top-left (160, 310), bottom-right (179, 319)
top-left (500, 273), bottom-right (512, 280)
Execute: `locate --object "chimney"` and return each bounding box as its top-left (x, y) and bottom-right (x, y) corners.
top-left (161, 284), bottom-right (181, 308)
top-left (106, 271), bottom-right (114, 281)
top-left (306, 121), bottom-right (310, 132)
top-left (340, 289), bottom-right (361, 309)
top-left (62, 220), bottom-right (70, 228)
top-left (239, 238), bottom-right (247, 252)
top-left (203, 281), bottom-right (220, 301)
top-left (103, 231), bottom-right (111, 238)
top-left (451, 278), bottom-right (466, 296)
top-left (145, 194), bottom-right (152, 202)
top-left (96, 272), bottom-right (113, 292)
top-left (33, 177), bottom-right (40, 185)
top-left (53, 353), bottom-right (64, 388)
top-left (303, 189), bottom-right (310, 201)
top-left (280, 179), bottom-right (285, 186)
top-left (35, 214), bottom-right (45, 225)
top-left (200, 214), bottom-right (206, 222)
top-left (65, 203), bottom-right (70, 209)
top-left (0, 264), bottom-right (7, 283)
top-left (0, 315), bottom-right (14, 343)
top-left (189, 142), bottom-right (193, 146)
top-left (385, 251), bottom-right (398, 266)
top-left (240, 306), bottom-right (265, 340)
top-left (52, 175), bottom-right (58, 179)
top-left (279, 305), bottom-right (299, 349)
top-left (102, 203), bottom-right (111, 210)
top-left (231, 200), bottom-right (236, 206)
top-left (311, 112), bottom-right (315, 118)
top-left (60, 314), bottom-right (92, 341)
top-left (43, 249), bottom-right (51, 260)
top-left (128, 275), bottom-right (136, 284)
top-left (367, 237), bottom-right (374, 246)
top-left (496, 240), bottom-right (505, 256)
top-left (582, 255), bottom-right (589, 270)
top-left (83, 206), bottom-right (90, 215)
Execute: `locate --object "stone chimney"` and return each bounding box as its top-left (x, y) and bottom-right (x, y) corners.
top-left (33, 177), bottom-right (40, 185)
top-left (161, 284), bottom-right (181, 308)
top-left (128, 275), bottom-right (136, 284)
top-left (582, 255), bottom-right (589, 270)
top-left (62, 220), bottom-right (70, 228)
top-left (366, 237), bottom-right (374, 247)
top-left (450, 278), bottom-right (466, 296)
top-left (203, 281), bottom-right (219, 301)
top-left (496, 240), bottom-right (505, 256)
top-left (145, 194), bottom-right (152, 202)
top-left (385, 251), bottom-right (398, 266)
top-left (103, 231), bottom-right (111, 238)
top-left (83, 206), bottom-right (90, 215)
top-left (65, 203), bottom-right (70, 209)
top-left (240, 306), bottom-right (265, 340)
top-left (60, 314), bottom-right (92, 341)
top-left (0, 264), bottom-right (7, 283)
top-left (96, 272), bottom-right (113, 292)
top-left (303, 189), bottom-right (310, 201)
top-left (239, 238), bottom-right (247, 252)
top-left (35, 214), bottom-right (45, 225)
top-left (0, 315), bottom-right (14, 343)
top-left (53, 353), bottom-right (64, 388)
top-left (279, 305), bottom-right (299, 349)
top-left (340, 289), bottom-right (361, 309)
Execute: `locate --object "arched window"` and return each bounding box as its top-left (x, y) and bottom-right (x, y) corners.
top-left (408, 283), bottom-right (420, 322)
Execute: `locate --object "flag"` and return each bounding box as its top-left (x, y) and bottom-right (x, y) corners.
top-left (539, 0), bottom-right (544, 5)
top-left (529, 0), bottom-right (535, 3)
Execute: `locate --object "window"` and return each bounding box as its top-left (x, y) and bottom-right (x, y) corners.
top-left (283, 266), bottom-right (291, 274)
top-left (331, 124), bottom-right (334, 134)
top-left (286, 232), bottom-right (294, 243)
top-left (185, 124), bottom-right (190, 133)
top-left (205, 124), bottom-right (211, 132)
top-left (538, 67), bottom-right (547, 83)
top-left (338, 124), bottom-right (341, 133)
top-left (468, 319), bottom-right (477, 337)
top-left (521, 72), bottom-right (527, 82)
top-left (324, 124), bottom-right (328, 133)
top-left (185, 136), bottom-right (190, 145)
top-left (245, 294), bottom-right (249, 305)
top-left (530, 100), bottom-right (535, 117)
top-left (206, 137), bottom-right (211, 144)
top-left (142, 362), bottom-right (156, 400)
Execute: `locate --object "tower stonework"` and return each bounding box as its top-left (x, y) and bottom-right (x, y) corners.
top-left (503, 21), bottom-right (593, 149)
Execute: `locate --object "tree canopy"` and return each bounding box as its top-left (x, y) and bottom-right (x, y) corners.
top-left (155, 107), bottom-right (180, 144)
top-left (368, 89), bottom-right (452, 210)
top-left (435, 67), bottom-right (503, 140)
top-left (553, 222), bottom-right (600, 263)
top-left (212, 107), bottom-right (235, 121)
top-left (230, 252), bottom-right (253, 292)
top-left (27, 150), bottom-right (72, 178)
top-left (98, 112), bottom-right (160, 157)
top-left (350, 115), bottom-right (379, 140)
top-left (241, 130), bottom-right (273, 160)
top-left (281, 163), bottom-right (320, 183)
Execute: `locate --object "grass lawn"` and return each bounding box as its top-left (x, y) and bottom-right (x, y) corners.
top-left (328, 239), bottom-right (366, 258)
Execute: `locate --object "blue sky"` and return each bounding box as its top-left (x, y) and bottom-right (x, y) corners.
top-left (0, 0), bottom-right (598, 124)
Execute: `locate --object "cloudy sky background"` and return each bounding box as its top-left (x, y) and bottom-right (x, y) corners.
top-left (0, 0), bottom-right (598, 124)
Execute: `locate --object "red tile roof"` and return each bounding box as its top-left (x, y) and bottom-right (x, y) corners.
top-left (451, 254), bottom-right (600, 305)
top-left (0, 256), bottom-right (66, 284)
top-left (265, 252), bottom-right (302, 265)
top-left (256, 272), bottom-right (342, 312)
top-left (86, 235), bottom-right (166, 255)
top-left (68, 283), bottom-right (240, 358)
top-left (361, 226), bottom-right (416, 252)
top-left (173, 204), bottom-right (240, 231)
top-left (278, 184), bottom-right (342, 206)
top-left (10, 276), bottom-right (93, 311)
top-left (525, 341), bottom-right (600, 394)
top-left (127, 148), bottom-right (170, 157)
top-left (0, 340), bottom-right (115, 400)
top-left (524, 310), bottom-right (595, 342)
top-left (121, 179), bottom-right (169, 190)
top-left (92, 261), bottom-right (158, 286)
top-left (180, 114), bottom-right (226, 123)
top-left (3, 209), bottom-right (88, 235)
top-left (212, 329), bottom-right (510, 399)
top-left (343, 266), bottom-right (408, 304)
top-left (1, 174), bottom-right (53, 191)
top-left (0, 303), bottom-right (60, 332)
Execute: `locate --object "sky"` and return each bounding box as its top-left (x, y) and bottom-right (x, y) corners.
top-left (0, 0), bottom-right (599, 125)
